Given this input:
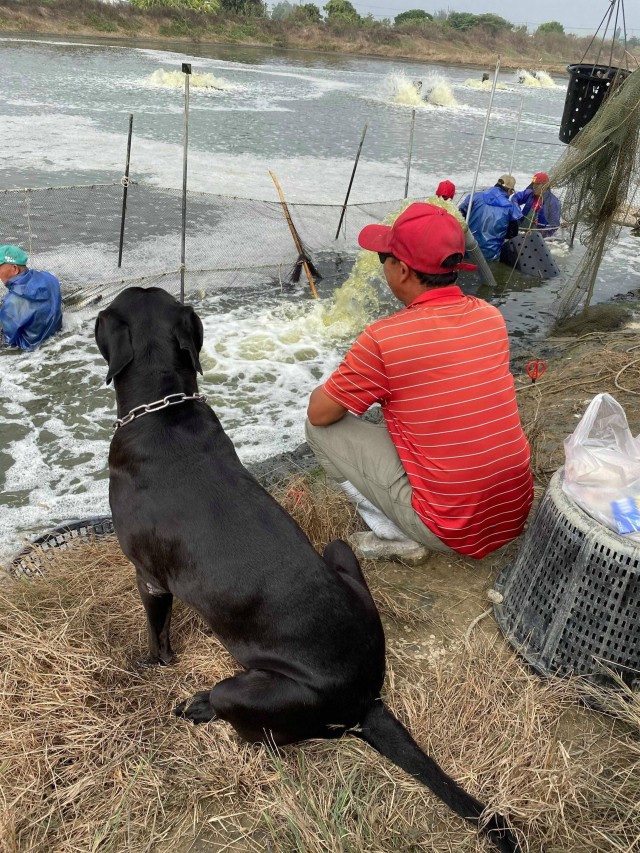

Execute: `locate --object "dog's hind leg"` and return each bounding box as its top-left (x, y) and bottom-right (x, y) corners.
top-left (175, 669), bottom-right (330, 745)
top-left (135, 575), bottom-right (175, 666)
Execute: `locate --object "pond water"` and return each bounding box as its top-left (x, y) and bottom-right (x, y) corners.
top-left (0, 36), bottom-right (638, 557)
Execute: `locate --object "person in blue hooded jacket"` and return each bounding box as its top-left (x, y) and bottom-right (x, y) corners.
top-left (458, 175), bottom-right (523, 260)
top-left (0, 245), bottom-right (62, 351)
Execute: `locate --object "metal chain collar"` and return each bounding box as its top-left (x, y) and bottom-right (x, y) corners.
top-left (113, 392), bottom-right (207, 432)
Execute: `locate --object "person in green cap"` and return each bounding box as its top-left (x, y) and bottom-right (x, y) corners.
top-left (0, 245), bottom-right (62, 350)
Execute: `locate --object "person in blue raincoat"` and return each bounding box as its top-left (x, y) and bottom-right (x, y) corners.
top-left (513, 171), bottom-right (562, 238)
top-left (458, 175), bottom-right (523, 260)
top-left (0, 245), bottom-right (62, 351)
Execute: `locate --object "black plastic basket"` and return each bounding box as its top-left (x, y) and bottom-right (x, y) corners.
top-left (500, 232), bottom-right (560, 280)
top-left (8, 517), bottom-right (114, 579)
top-left (559, 63), bottom-right (631, 144)
top-left (494, 469), bottom-right (640, 690)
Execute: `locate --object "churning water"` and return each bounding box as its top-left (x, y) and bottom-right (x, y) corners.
top-left (0, 37), bottom-right (638, 557)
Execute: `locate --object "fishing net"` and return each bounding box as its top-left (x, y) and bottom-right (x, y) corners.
top-left (0, 183), bottom-right (406, 311)
top-left (550, 67), bottom-right (640, 321)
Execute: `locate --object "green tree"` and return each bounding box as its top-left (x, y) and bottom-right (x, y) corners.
top-left (475, 13), bottom-right (512, 32)
top-left (323, 0), bottom-right (360, 23)
top-left (292, 2), bottom-right (322, 22)
top-left (536, 21), bottom-right (565, 35)
top-left (130, 0), bottom-right (219, 10)
top-left (446, 11), bottom-right (479, 30)
top-left (271, 0), bottom-right (293, 18)
top-left (394, 8), bottom-right (433, 25)
top-left (219, 0), bottom-right (266, 14)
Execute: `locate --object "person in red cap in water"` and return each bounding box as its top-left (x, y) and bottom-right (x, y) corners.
top-left (306, 203), bottom-right (533, 561)
top-left (513, 172), bottom-right (562, 238)
top-left (435, 180), bottom-right (456, 201)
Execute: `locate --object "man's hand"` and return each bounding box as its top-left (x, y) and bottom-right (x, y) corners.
top-left (307, 386), bottom-right (348, 426)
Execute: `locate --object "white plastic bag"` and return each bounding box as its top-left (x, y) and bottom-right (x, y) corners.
top-left (563, 393), bottom-right (640, 535)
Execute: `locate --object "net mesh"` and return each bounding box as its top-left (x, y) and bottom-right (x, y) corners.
top-left (550, 67), bottom-right (640, 321)
top-left (0, 183), bottom-right (406, 310)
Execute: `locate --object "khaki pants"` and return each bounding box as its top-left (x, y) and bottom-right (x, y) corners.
top-left (305, 414), bottom-right (452, 553)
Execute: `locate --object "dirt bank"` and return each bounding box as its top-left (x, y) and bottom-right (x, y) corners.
top-left (1, 0), bottom-right (630, 73)
top-left (2, 318), bottom-right (640, 852)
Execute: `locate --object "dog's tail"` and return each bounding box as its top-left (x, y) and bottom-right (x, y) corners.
top-left (354, 701), bottom-right (521, 853)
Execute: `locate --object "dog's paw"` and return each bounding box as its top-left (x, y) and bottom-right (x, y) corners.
top-left (136, 652), bottom-right (175, 669)
top-left (174, 690), bottom-right (218, 725)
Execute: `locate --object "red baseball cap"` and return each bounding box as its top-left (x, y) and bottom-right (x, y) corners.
top-left (436, 180), bottom-right (456, 200)
top-left (533, 172), bottom-right (549, 183)
top-left (358, 203), bottom-right (475, 275)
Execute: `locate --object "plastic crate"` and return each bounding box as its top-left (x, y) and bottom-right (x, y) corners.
top-left (494, 469), bottom-right (640, 688)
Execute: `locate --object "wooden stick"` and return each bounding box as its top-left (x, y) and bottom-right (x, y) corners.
top-left (269, 170), bottom-right (318, 300)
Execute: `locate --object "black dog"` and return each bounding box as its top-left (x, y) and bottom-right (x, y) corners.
top-left (95, 287), bottom-right (521, 853)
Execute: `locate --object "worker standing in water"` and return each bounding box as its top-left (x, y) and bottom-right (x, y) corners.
top-left (513, 172), bottom-right (562, 238)
top-left (458, 175), bottom-right (523, 260)
top-left (0, 245), bottom-right (62, 350)
top-left (435, 180), bottom-right (456, 201)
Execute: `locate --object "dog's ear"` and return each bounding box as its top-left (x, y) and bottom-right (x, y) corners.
top-left (95, 309), bottom-right (134, 385)
top-left (173, 304), bottom-right (204, 375)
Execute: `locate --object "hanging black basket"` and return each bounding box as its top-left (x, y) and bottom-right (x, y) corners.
top-left (559, 63), bottom-right (631, 144)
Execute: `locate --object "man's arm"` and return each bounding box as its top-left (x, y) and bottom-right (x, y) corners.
top-left (307, 386), bottom-right (348, 426)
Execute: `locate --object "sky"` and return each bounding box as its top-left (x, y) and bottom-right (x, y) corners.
top-left (349, 0), bottom-right (640, 35)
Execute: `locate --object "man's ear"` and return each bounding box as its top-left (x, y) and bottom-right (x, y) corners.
top-left (173, 304), bottom-right (203, 375)
top-left (95, 309), bottom-right (133, 385)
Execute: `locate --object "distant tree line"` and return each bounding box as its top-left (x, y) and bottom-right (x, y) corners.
top-left (128, 0), bottom-right (640, 46)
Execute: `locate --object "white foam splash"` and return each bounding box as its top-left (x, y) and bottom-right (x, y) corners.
top-left (516, 69), bottom-right (558, 88)
top-left (147, 68), bottom-right (242, 92)
top-left (384, 72), bottom-right (458, 108)
top-left (462, 78), bottom-right (508, 91)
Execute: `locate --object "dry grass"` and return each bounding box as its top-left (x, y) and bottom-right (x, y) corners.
top-left (516, 332), bottom-right (640, 485)
top-left (1, 478), bottom-right (639, 853)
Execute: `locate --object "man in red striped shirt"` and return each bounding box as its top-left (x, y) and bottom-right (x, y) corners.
top-left (305, 203), bottom-right (533, 560)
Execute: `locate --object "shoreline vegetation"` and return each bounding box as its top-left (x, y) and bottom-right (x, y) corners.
top-left (0, 0), bottom-right (638, 72)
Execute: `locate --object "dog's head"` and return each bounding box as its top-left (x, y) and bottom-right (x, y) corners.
top-left (95, 287), bottom-right (204, 385)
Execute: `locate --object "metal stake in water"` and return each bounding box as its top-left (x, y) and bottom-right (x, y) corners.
top-left (466, 58), bottom-right (501, 224)
top-left (508, 96), bottom-right (524, 176)
top-left (335, 123), bottom-right (368, 240)
top-left (180, 62), bottom-right (192, 304)
top-left (404, 109), bottom-right (416, 200)
top-left (117, 113), bottom-right (133, 269)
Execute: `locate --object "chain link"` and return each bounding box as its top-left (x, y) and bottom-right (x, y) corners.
top-left (113, 392), bottom-right (207, 432)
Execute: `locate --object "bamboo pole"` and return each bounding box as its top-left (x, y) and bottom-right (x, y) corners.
top-left (508, 96), bottom-right (524, 176)
top-left (466, 58), bottom-right (501, 225)
top-left (269, 171), bottom-right (318, 299)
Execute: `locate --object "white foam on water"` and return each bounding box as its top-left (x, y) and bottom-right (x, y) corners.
top-left (378, 72), bottom-right (458, 109)
top-left (516, 69), bottom-right (559, 88)
top-left (146, 68), bottom-right (243, 93)
top-left (533, 70), bottom-right (558, 88)
top-left (462, 78), bottom-right (509, 91)
top-left (134, 46), bottom-right (352, 94)
top-left (3, 113), bottom-right (411, 201)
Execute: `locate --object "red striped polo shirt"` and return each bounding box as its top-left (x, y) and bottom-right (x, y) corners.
top-left (323, 286), bottom-right (533, 558)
